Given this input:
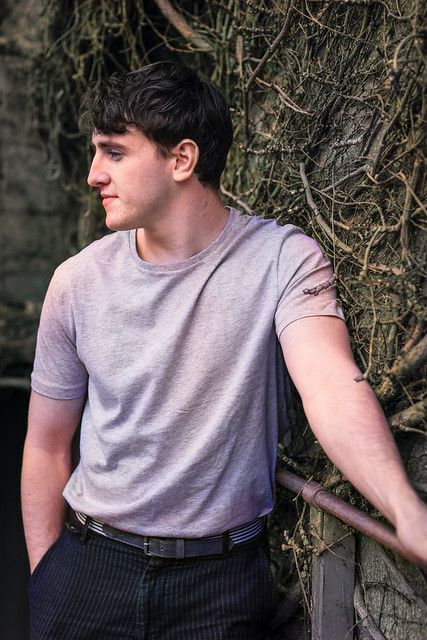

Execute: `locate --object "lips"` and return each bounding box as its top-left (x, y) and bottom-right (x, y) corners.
top-left (101, 194), bottom-right (117, 207)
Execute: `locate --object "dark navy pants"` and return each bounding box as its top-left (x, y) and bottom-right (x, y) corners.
top-left (28, 529), bottom-right (278, 639)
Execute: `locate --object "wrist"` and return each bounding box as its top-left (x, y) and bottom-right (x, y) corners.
top-left (391, 491), bottom-right (425, 529)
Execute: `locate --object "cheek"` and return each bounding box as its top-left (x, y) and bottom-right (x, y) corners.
top-left (120, 161), bottom-right (171, 204)
top-left (144, 170), bottom-right (171, 196)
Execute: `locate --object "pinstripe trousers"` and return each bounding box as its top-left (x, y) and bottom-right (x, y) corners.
top-left (28, 528), bottom-right (278, 639)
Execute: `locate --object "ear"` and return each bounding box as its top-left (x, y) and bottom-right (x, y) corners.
top-left (170, 139), bottom-right (199, 183)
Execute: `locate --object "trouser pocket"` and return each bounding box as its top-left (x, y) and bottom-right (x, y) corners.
top-left (257, 545), bottom-right (279, 613)
top-left (28, 531), bottom-right (65, 586)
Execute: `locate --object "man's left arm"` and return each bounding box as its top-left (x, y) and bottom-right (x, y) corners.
top-left (280, 315), bottom-right (427, 565)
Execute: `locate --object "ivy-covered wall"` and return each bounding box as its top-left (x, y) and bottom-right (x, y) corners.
top-left (1, 1), bottom-right (425, 638)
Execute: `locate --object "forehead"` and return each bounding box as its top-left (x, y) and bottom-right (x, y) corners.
top-left (91, 124), bottom-right (146, 147)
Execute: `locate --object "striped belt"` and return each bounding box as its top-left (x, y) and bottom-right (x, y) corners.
top-left (67, 510), bottom-right (265, 559)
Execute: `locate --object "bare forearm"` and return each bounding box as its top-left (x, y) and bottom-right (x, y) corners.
top-left (281, 316), bottom-right (427, 564)
top-left (303, 378), bottom-right (422, 526)
top-left (21, 442), bottom-right (72, 572)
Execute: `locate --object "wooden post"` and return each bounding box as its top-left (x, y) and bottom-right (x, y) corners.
top-left (310, 508), bottom-right (356, 640)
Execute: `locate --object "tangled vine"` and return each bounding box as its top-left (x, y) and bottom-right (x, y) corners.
top-left (4, 0), bottom-right (426, 636)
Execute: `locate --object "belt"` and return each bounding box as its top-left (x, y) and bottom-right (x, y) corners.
top-left (67, 510), bottom-right (265, 559)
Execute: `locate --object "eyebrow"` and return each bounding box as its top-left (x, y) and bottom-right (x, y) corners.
top-left (90, 138), bottom-right (128, 151)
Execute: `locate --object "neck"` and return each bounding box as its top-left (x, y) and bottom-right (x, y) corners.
top-left (135, 186), bottom-right (228, 265)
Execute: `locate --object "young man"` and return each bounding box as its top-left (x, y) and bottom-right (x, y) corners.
top-left (22, 62), bottom-right (427, 639)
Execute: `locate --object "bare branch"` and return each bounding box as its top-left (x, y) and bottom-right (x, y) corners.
top-left (245, 3), bottom-right (293, 91)
top-left (152, 0), bottom-right (212, 51)
top-left (299, 163), bottom-right (353, 254)
top-left (389, 398), bottom-right (427, 436)
top-left (354, 581), bottom-right (387, 640)
top-left (378, 334), bottom-right (427, 403)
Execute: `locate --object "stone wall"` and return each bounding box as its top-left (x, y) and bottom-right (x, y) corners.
top-left (0, 0), bottom-right (77, 372)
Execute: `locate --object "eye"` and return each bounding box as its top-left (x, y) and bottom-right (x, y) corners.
top-left (108, 150), bottom-right (122, 160)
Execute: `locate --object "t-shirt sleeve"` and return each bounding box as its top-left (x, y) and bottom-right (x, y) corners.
top-left (31, 265), bottom-right (88, 399)
top-left (275, 226), bottom-right (345, 338)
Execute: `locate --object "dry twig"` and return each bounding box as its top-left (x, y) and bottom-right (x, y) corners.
top-left (152, 0), bottom-right (212, 51)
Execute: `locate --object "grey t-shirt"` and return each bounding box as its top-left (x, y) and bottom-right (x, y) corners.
top-left (31, 207), bottom-right (344, 537)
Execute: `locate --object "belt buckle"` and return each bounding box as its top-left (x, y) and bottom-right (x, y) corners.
top-left (142, 537), bottom-right (168, 557)
top-left (143, 536), bottom-right (153, 556)
top-left (142, 536), bottom-right (185, 559)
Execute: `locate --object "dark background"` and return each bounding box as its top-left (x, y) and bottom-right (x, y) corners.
top-left (1, 385), bottom-right (31, 639)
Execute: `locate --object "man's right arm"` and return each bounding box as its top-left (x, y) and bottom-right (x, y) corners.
top-left (21, 390), bottom-right (86, 573)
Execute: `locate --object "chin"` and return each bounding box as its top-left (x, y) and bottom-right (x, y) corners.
top-left (105, 218), bottom-right (134, 232)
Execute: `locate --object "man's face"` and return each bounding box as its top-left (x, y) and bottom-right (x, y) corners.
top-left (87, 125), bottom-right (174, 231)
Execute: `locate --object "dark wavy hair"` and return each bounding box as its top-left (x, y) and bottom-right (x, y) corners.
top-left (79, 62), bottom-right (233, 190)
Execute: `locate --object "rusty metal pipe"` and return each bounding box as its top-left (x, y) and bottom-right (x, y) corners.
top-left (276, 468), bottom-right (419, 565)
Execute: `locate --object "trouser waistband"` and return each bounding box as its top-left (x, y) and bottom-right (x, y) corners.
top-left (67, 510), bottom-right (266, 559)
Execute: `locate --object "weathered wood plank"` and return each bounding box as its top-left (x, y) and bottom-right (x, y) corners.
top-left (310, 508), bottom-right (355, 640)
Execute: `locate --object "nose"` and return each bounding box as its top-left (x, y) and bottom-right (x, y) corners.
top-left (87, 156), bottom-right (110, 188)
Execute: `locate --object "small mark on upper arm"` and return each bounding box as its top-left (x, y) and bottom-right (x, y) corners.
top-left (303, 275), bottom-right (336, 296)
top-left (354, 374), bottom-right (365, 382)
